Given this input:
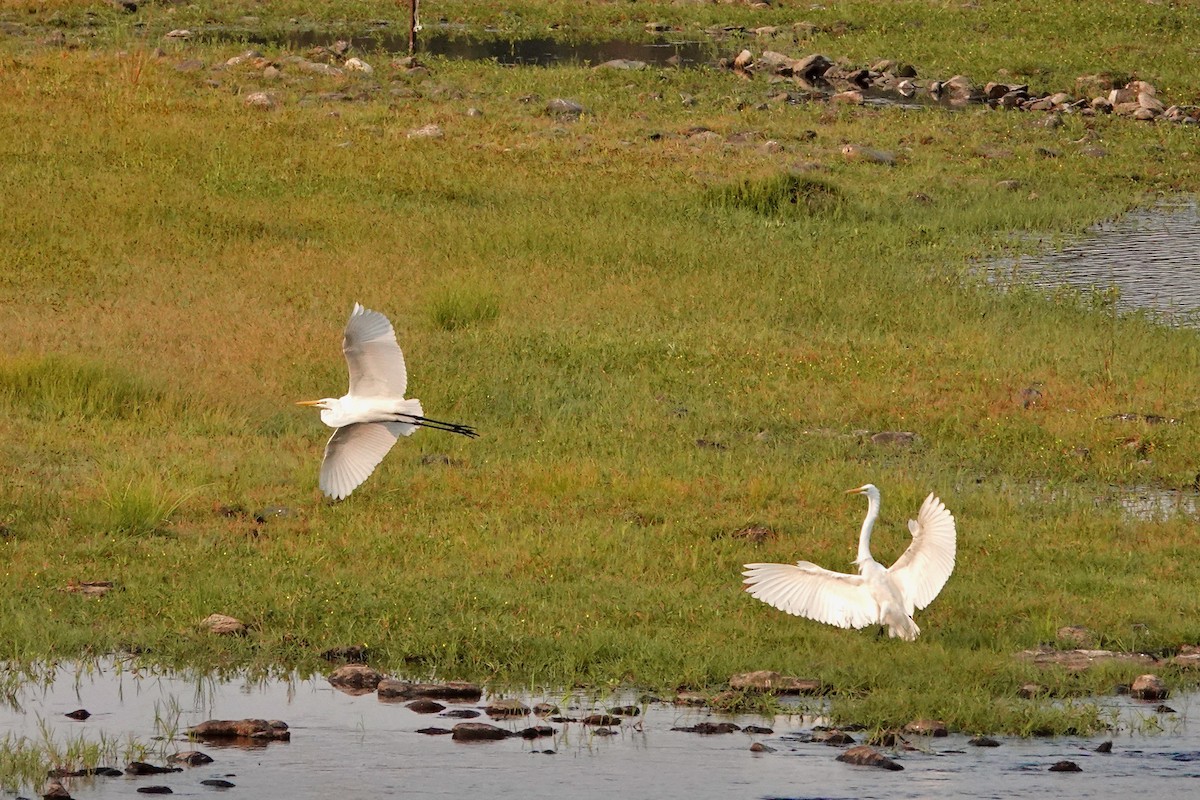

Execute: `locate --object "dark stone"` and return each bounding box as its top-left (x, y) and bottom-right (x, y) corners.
top-left (200, 780), bottom-right (236, 788)
top-left (1049, 760), bottom-right (1082, 772)
top-left (792, 53), bottom-right (833, 81)
top-left (407, 699), bottom-right (446, 714)
top-left (815, 730), bottom-right (856, 745)
top-left (969, 736), bottom-right (1001, 747)
top-left (837, 745), bottom-right (904, 770)
top-left (671, 722), bottom-right (741, 734)
top-left (320, 645), bottom-right (369, 663)
top-left (451, 722), bottom-right (512, 741)
top-left (591, 727), bottom-right (617, 735)
top-left (582, 714), bottom-right (621, 726)
top-left (486, 699), bottom-right (530, 717)
top-left (1156, 704), bottom-right (1177, 713)
top-left (608, 705), bottom-right (640, 716)
top-left (743, 725), bottom-right (774, 735)
top-left (64, 709), bottom-right (91, 720)
top-left (377, 680), bottom-right (482, 701)
top-left (416, 727), bottom-right (454, 735)
top-left (750, 742), bottom-right (776, 753)
top-left (518, 726), bottom-right (555, 739)
top-left (1096, 740), bottom-right (1113, 753)
top-left (440, 709), bottom-right (480, 719)
top-left (135, 789), bottom-right (173, 796)
top-left (166, 751), bottom-right (213, 766)
top-left (125, 763), bottom-right (182, 776)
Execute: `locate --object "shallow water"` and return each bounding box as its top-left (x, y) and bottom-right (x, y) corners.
top-left (208, 29), bottom-right (717, 68)
top-left (1, 661), bottom-right (1198, 799)
top-left (992, 199), bottom-right (1200, 326)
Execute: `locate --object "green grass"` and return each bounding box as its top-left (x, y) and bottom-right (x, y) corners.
top-left (1, 2), bottom-right (1200, 736)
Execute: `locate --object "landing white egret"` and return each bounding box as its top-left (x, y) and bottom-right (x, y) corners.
top-left (742, 484), bottom-right (956, 640)
top-left (298, 303), bottom-right (477, 500)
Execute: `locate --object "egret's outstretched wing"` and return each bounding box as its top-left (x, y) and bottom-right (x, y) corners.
top-left (886, 493), bottom-right (957, 613)
top-left (319, 421), bottom-right (410, 500)
top-left (743, 562), bottom-right (877, 630)
top-left (343, 303), bottom-right (408, 398)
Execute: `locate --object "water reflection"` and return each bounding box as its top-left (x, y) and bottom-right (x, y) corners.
top-left (1, 660), bottom-right (1198, 799)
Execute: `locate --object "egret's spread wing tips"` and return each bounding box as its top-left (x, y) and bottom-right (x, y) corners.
top-left (887, 493), bottom-right (957, 612)
top-left (319, 422), bottom-right (402, 500)
top-left (342, 303), bottom-right (409, 398)
top-left (742, 562), bottom-right (876, 630)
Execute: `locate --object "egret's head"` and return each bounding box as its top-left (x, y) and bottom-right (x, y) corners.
top-left (845, 483), bottom-right (880, 500)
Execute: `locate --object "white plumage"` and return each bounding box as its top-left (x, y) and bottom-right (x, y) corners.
top-left (743, 484), bottom-right (956, 640)
top-left (298, 303), bottom-right (477, 500)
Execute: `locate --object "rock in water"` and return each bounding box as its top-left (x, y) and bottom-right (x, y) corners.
top-left (328, 663), bottom-right (383, 692)
top-left (451, 722), bottom-right (511, 741)
top-left (187, 719), bottom-right (290, 741)
top-left (836, 745), bottom-right (904, 770)
top-left (1131, 674), bottom-right (1168, 700)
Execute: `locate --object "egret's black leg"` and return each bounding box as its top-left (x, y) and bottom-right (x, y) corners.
top-left (401, 414), bottom-right (479, 438)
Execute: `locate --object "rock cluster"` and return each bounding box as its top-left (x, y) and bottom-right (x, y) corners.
top-left (723, 49), bottom-right (1198, 125)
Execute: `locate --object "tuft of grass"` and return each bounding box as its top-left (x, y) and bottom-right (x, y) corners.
top-left (427, 288), bottom-right (500, 331)
top-left (708, 173), bottom-right (846, 218)
top-left (93, 478), bottom-right (195, 537)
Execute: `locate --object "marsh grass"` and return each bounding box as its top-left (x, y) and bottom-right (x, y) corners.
top-left (1, 3), bottom-right (1200, 734)
top-left (0, 721), bottom-right (153, 794)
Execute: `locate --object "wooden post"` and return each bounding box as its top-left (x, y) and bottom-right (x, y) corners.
top-left (408, 0), bottom-right (418, 55)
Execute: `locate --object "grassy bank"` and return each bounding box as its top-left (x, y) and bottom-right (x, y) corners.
top-left (1, 1), bottom-right (1200, 735)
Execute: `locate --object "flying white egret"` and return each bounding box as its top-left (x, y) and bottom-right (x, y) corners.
top-left (742, 484), bottom-right (956, 641)
top-left (297, 303), bottom-right (477, 500)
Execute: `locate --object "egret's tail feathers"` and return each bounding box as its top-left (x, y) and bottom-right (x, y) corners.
top-left (887, 615), bottom-right (920, 641)
top-left (391, 399), bottom-right (479, 438)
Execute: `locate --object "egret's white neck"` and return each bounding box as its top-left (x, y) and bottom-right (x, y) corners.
top-left (854, 490), bottom-right (881, 566)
